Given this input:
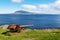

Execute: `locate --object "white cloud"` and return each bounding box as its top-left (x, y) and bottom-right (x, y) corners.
top-left (37, 1), bottom-right (60, 14)
top-left (39, 4), bottom-right (49, 9)
top-left (12, 0), bottom-right (23, 3)
top-left (53, 0), bottom-right (60, 10)
top-left (21, 4), bottom-right (37, 11)
top-left (21, 4), bottom-right (50, 14)
top-left (38, 4), bottom-right (49, 13)
top-left (21, 0), bottom-right (60, 14)
top-left (48, 0), bottom-right (60, 14)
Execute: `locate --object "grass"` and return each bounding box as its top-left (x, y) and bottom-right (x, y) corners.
top-left (0, 26), bottom-right (60, 40)
top-left (0, 29), bottom-right (60, 40)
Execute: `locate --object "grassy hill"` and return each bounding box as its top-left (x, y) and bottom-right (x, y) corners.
top-left (0, 26), bottom-right (60, 40)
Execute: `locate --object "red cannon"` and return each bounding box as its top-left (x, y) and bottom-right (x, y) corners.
top-left (7, 24), bottom-right (24, 33)
top-left (7, 24), bottom-right (34, 33)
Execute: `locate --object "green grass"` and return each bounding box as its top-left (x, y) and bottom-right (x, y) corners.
top-left (0, 29), bottom-right (60, 40)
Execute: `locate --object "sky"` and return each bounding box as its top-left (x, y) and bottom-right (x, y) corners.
top-left (0, 0), bottom-right (60, 14)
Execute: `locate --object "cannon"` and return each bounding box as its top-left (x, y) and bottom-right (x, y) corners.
top-left (7, 24), bottom-right (34, 33)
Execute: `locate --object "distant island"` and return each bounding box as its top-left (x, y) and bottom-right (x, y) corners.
top-left (15, 10), bottom-right (31, 14)
top-left (14, 10), bottom-right (38, 14)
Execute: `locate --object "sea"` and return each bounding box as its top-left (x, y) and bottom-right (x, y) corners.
top-left (0, 14), bottom-right (60, 29)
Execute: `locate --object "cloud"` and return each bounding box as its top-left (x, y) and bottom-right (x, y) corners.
top-left (21, 4), bottom-right (37, 10)
top-left (21, 4), bottom-right (50, 14)
top-left (38, 4), bottom-right (49, 13)
top-left (53, 0), bottom-right (60, 10)
top-left (21, 0), bottom-right (60, 14)
top-left (39, 4), bottom-right (49, 9)
top-left (48, 0), bottom-right (60, 14)
top-left (38, 2), bottom-right (60, 14)
top-left (12, 0), bottom-right (24, 3)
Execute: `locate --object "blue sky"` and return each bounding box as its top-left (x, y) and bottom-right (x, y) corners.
top-left (0, 0), bottom-right (60, 14)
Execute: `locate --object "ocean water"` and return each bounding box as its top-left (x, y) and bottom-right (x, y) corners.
top-left (0, 14), bottom-right (60, 29)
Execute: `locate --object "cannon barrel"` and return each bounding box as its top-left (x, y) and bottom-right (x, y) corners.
top-left (20, 24), bottom-right (34, 27)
